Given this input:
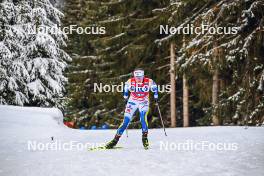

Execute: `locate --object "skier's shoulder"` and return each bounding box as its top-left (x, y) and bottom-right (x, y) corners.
top-left (144, 77), bottom-right (155, 84)
top-left (143, 76), bottom-right (151, 81)
top-left (126, 78), bottom-right (132, 84)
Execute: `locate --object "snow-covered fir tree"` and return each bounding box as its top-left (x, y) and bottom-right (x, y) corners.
top-left (0, 0), bottom-right (71, 108)
top-left (156, 0), bottom-right (264, 125)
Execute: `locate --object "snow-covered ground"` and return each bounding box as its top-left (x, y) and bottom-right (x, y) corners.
top-left (0, 105), bottom-right (263, 176)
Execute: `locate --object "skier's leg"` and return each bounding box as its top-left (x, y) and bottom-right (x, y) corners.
top-left (140, 110), bottom-right (149, 133)
top-left (139, 101), bottom-right (149, 133)
top-left (117, 100), bottom-right (138, 135)
top-left (116, 116), bottom-right (131, 135)
top-left (105, 118), bottom-right (131, 149)
top-left (105, 100), bottom-right (138, 149)
top-left (139, 101), bottom-right (149, 149)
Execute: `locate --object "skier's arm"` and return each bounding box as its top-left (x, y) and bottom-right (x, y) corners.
top-left (123, 79), bottom-right (131, 100)
top-left (150, 79), bottom-right (158, 101)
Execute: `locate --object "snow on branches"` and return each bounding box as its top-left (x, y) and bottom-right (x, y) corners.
top-left (0, 0), bottom-right (71, 107)
top-left (155, 0), bottom-right (264, 125)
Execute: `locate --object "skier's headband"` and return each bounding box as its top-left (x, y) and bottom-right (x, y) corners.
top-left (133, 69), bottom-right (144, 77)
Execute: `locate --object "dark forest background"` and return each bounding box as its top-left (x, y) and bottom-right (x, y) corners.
top-left (60, 0), bottom-right (264, 129)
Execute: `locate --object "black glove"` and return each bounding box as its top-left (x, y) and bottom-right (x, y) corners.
top-left (124, 98), bottom-right (128, 104)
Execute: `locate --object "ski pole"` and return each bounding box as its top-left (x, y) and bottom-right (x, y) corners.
top-left (124, 99), bottom-right (129, 137)
top-left (156, 102), bottom-right (167, 136)
top-left (126, 129), bottom-right (128, 137)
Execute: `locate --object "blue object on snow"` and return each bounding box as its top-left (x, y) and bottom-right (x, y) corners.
top-left (80, 127), bottom-right (85, 130)
top-left (91, 125), bottom-right (97, 130)
top-left (101, 124), bottom-right (109, 129)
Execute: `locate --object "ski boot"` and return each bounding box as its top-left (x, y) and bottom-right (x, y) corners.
top-left (142, 132), bottom-right (149, 149)
top-left (105, 134), bottom-right (121, 149)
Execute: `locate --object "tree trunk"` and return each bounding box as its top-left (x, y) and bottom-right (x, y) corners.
top-left (183, 73), bottom-right (189, 127)
top-left (170, 42), bottom-right (176, 127)
top-left (182, 37), bottom-right (189, 127)
top-left (212, 69), bottom-right (219, 125)
top-left (212, 44), bottom-right (220, 125)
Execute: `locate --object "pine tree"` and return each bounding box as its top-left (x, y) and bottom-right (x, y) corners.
top-left (158, 0), bottom-right (264, 125)
top-left (92, 0), bottom-right (171, 128)
top-left (63, 0), bottom-right (264, 128)
top-left (62, 0), bottom-right (109, 126)
top-left (0, 0), bottom-right (71, 108)
top-left (63, 0), bottom-right (171, 128)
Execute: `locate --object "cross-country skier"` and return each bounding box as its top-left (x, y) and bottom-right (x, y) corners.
top-left (105, 68), bottom-right (158, 149)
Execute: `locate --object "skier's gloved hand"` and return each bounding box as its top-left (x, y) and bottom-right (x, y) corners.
top-left (154, 98), bottom-right (158, 105)
top-left (154, 93), bottom-right (158, 105)
top-left (124, 98), bottom-right (128, 104)
top-left (123, 93), bottom-right (128, 104)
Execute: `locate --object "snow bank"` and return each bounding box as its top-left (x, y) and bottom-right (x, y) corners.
top-left (0, 105), bottom-right (263, 176)
top-left (0, 105), bottom-right (64, 127)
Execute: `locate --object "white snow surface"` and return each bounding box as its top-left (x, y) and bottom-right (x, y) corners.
top-left (0, 105), bottom-right (264, 176)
